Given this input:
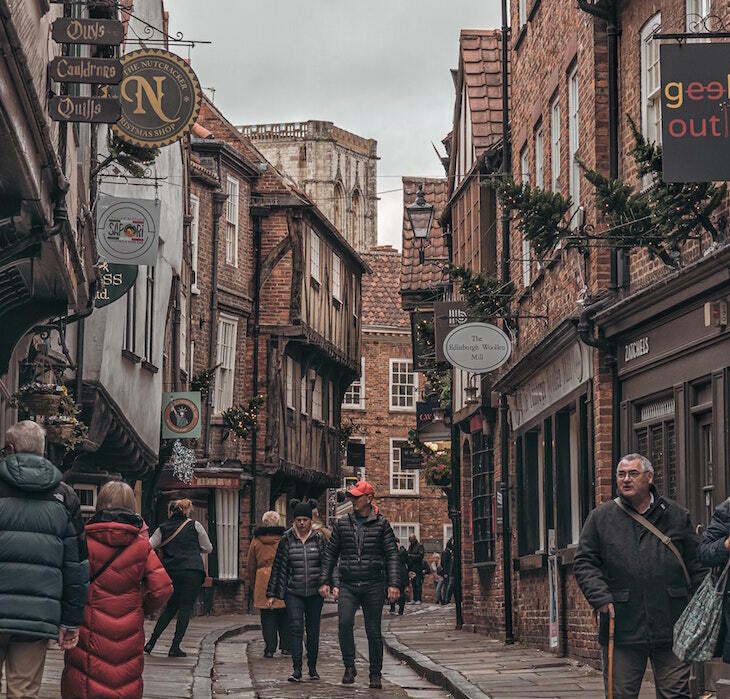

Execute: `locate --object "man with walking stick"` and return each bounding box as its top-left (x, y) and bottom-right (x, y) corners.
top-left (574, 454), bottom-right (705, 698)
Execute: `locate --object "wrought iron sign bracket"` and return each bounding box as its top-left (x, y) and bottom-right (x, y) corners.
top-left (653, 13), bottom-right (730, 42)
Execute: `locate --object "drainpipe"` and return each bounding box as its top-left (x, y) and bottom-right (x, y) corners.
top-left (499, 0), bottom-right (514, 646)
top-left (203, 190), bottom-right (229, 458)
top-left (172, 276), bottom-right (181, 392)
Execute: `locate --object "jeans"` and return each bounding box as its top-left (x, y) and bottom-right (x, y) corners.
top-left (338, 581), bottom-right (385, 677)
top-left (435, 578), bottom-right (445, 604)
top-left (412, 574), bottom-right (424, 602)
top-left (443, 577), bottom-right (454, 603)
top-left (149, 569), bottom-right (204, 648)
top-left (601, 644), bottom-right (691, 699)
top-left (285, 593), bottom-right (323, 672)
top-left (260, 608), bottom-right (289, 654)
top-left (0, 636), bottom-right (47, 699)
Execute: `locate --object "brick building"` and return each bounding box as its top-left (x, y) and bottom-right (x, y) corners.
top-left (238, 121), bottom-right (378, 252)
top-left (435, 0), bottom-right (730, 678)
top-left (342, 244), bottom-right (451, 600)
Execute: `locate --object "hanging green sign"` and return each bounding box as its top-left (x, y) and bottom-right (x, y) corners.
top-left (95, 261), bottom-right (138, 308)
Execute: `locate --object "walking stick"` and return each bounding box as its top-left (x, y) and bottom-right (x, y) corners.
top-left (607, 615), bottom-right (615, 699)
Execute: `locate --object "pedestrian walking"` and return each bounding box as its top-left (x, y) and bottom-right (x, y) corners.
top-left (407, 534), bottom-right (425, 604)
top-left (430, 554), bottom-right (441, 603)
top-left (247, 511), bottom-right (289, 658)
top-left (267, 499), bottom-right (327, 683)
top-left (144, 498), bottom-right (213, 657)
top-left (574, 453), bottom-right (706, 698)
top-left (440, 538), bottom-right (454, 604)
top-left (698, 497), bottom-right (730, 662)
top-left (0, 420), bottom-right (89, 699)
top-left (319, 480), bottom-right (400, 689)
top-left (311, 503), bottom-right (332, 541)
top-left (61, 482), bottom-right (172, 699)
top-left (389, 538), bottom-right (410, 615)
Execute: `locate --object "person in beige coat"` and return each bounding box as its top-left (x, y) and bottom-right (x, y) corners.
top-left (247, 511), bottom-right (289, 657)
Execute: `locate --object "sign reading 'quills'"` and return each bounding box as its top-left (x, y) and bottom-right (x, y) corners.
top-left (51, 18), bottom-right (124, 46)
top-left (48, 96), bottom-right (121, 123)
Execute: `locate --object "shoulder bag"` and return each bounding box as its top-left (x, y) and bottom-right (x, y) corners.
top-left (160, 518), bottom-right (192, 548)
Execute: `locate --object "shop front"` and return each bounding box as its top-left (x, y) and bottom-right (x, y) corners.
top-left (597, 248), bottom-right (730, 532)
top-left (155, 469), bottom-right (250, 614)
top-left (496, 322), bottom-right (596, 657)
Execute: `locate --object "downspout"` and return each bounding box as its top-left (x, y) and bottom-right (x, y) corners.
top-left (172, 276), bottom-right (181, 392)
top-left (499, 0), bottom-right (514, 646)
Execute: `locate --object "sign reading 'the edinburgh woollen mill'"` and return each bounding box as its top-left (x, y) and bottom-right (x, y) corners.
top-left (660, 43), bottom-right (730, 182)
top-left (443, 322), bottom-right (512, 373)
top-left (107, 49), bottom-right (202, 149)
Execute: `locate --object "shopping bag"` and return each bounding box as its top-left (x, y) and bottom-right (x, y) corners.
top-left (673, 558), bottom-right (730, 663)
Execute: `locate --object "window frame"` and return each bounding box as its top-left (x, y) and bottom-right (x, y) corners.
top-left (312, 374), bottom-right (323, 422)
top-left (518, 0), bottom-right (527, 27)
top-left (568, 64), bottom-right (580, 225)
top-left (391, 522), bottom-right (421, 545)
top-left (389, 358), bottom-right (417, 412)
top-left (225, 176), bottom-right (239, 267)
top-left (301, 373), bottom-right (308, 416)
top-left (343, 357), bottom-right (365, 410)
top-left (332, 251), bottom-right (341, 302)
top-left (143, 266), bottom-right (155, 362)
top-left (214, 313), bottom-right (238, 414)
top-left (286, 356), bottom-right (295, 410)
top-left (179, 292), bottom-right (187, 372)
top-left (390, 437), bottom-right (419, 495)
top-left (535, 123), bottom-right (544, 190)
top-left (550, 96), bottom-right (561, 194)
top-left (310, 231), bottom-right (321, 284)
top-left (472, 431), bottom-right (496, 563)
top-left (190, 194), bottom-right (200, 293)
top-left (641, 13), bottom-right (662, 147)
top-left (74, 483), bottom-right (97, 522)
top-left (520, 144), bottom-right (531, 286)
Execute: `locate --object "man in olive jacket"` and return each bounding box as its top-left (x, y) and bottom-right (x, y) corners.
top-left (574, 453), bottom-right (705, 698)
top-left (0, 421), bottom-right (89, 698)
top-left (319, 480), bottom-right (399, 689)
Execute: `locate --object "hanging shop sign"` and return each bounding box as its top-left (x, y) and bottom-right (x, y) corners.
top-left (442, 322), bottom-right (511, 373)
top-left (434, 301), bottom-right (468, 362)
top-left (96, 195), bottom-right (161, 266)
top-left (416, 392), bottom-right (441, 432)
top-left (660, 43), bottom-right (730, 182)
top-left (95, 261), bottom-right (138, 308)
top-left (108, 48), bottom-right (202, 149)
top-left (52, 17), bottom-right (125, 45)
top-left (50, 56), bottom-right (123, 85)
top-left (346, 441), bottom-right (365, 469)
top-left (161, 392), bottom-right (202, 440)
top-left (400, 445), bottom-right (424, 470)
top-left (411, 309), bottom-right (432, 372)
top-left (49, 95), bottom-right (121, 123)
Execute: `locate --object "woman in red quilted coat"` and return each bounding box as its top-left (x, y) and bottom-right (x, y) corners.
top-left (61, 481), bottom-right (172, 699)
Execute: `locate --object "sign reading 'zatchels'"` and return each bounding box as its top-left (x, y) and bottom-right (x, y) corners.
top-left (108, 49), bottom-right (202, 149)
top-left (51, 18), bottom-right (124, 45)
top-left (50, 56), bottom-right (123, 85)
top-left (49, 95), bottom-right (121, 123)
top-left (660, 43), bottom-right (730, 182)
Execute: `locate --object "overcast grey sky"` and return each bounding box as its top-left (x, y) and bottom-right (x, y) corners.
top-left (169, 1), bottom-right (501, 249)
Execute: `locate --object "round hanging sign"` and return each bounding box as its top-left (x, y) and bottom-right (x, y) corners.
top-left (110, 48), bottom-right (202, 149)
top-left (442, 322), bottom-right (512, 373)
top-left (163, 396), bottom-right (201, 437)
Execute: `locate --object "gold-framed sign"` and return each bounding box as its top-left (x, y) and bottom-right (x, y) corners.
top-left (162, 392), bottom-right (202, 439)
top-left (109, 49), bottom-right (202, 149)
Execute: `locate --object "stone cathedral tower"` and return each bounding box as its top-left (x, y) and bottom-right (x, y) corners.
top-left (238, 121), bottom-right (378, 252)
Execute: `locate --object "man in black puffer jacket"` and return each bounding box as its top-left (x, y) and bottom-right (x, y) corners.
top-left (0, 421), bottom-right (89, 698)
top-left (319, 480), bottom-right (399, 689)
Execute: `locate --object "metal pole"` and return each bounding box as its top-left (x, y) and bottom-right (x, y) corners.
top-left (250, 212), bottom-right (265, 537)
top-left (500, 0), bottom-right (514, 645)
top-left (450, 410), bottom-right (464, 629)
top-left (607, 16), bottom-right (619, 290)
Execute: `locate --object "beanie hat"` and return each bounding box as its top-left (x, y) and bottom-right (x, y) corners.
top-left (291, 499), bottom-right (313, 519)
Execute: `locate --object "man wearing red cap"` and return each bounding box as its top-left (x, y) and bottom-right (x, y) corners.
top-left (319, 480), bottom-right (400, 689)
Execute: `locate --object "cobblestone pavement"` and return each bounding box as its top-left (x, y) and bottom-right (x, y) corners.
top-left (214, 613), bottom-right (449, 698)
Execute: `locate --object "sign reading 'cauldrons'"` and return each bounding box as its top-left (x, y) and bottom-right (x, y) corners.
top-left (660, 43), bottom-right (730, 182)
top-left (51, 18), bottom-right (124, 45)
top-left (50, 56), bottom-right (123, 85)
top-left (108, 49), bottom-right (202, 149)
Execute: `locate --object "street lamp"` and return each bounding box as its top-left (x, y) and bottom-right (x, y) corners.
top-left (407, 184), bottom-right (435, 264)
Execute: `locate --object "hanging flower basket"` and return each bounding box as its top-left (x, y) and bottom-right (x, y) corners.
top-left (12, 383), bottom-right (67, 416)
top-left (43, 421), bottom-right (76, 443)
top-left (424, 452), bottom-right (451, 488)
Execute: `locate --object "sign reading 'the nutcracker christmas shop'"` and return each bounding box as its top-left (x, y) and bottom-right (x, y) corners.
top-left (105, 49), bottom-right (202, 149)
top-left (96, 195), bottom-right (160, 266)
top-left (660, 43), bottom-right (730, 181)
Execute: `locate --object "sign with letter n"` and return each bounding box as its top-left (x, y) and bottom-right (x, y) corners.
top-left (660, 43), bottom-right (730, 182)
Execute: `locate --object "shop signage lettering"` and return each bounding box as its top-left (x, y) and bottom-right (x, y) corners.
top-left (400, 446), bottom-right (424, 470)
top-left (416, 393), bottom-right (441, 432)
top-left (107, 49), bottom-right (202, 149)
top-left (508, 342), bottom-right (590, 430)
top-left (95, 261), bottom-right (137, 308)
top-left (49, 95), bottom-right (121, 123)
top-left (434, 301), bottom-right (468, 362)
top-left (660, 43), bottom-right (730, 181)
top-left (51, 18), bottom-right (124, 45)
top-left (443, 322), bottom-right (511, 373)
top-left (194, 477), bottom-right (239, 489)
top-left (347, 442), bottom-right (365, 469)
top-left (624, 337), bottom-right (650, 363)
top-left (96, 195), bottom-right (160, 266)
top-left (161, 392), bottom-right (202, 440)
top-left (50, 56), bottom-right (123, 85)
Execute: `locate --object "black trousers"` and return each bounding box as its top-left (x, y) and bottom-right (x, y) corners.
top-left (260, 608), bottom-right (289, 654)
top-left (285, 593), bottom-right (323, 672)
top-left (149, 569), bottom-right (204, 647)
top-left (338, 581), bottom-right (385, 677)
top-left (412, 574), bottom-right (424, 602)
top-left (601, 644), bottom-right (691, 698)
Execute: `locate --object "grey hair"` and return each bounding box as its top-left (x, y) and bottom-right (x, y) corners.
top-left (262, 510), bottom-right (280, 527)
top-left (5, 420), bottom-right (46, 456)
top-left (617, 453), bottom-right (654, 474)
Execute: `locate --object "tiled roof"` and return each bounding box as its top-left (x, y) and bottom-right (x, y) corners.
top-left (361, 246), bottom-right (410, 330)
top-left (400, 177), bottom-right (449, 297)
top-left (458, 29), bottom-right (506, 155)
